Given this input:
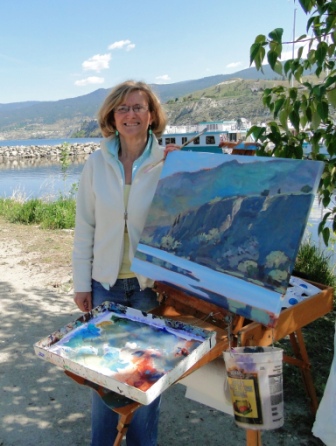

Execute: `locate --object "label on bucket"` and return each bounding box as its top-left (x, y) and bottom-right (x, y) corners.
top-left (227, 370), bottom-right (263, 425)
top-left (224, 347), bottom-right (284, 430)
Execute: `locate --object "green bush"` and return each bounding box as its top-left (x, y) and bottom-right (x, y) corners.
top-left (294, 241), bottom-right (336, 289)
top-left (0, 197), bottom-right (76, 229)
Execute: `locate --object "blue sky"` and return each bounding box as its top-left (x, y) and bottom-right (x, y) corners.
top-left (0, 0), bottom-right (309, 104)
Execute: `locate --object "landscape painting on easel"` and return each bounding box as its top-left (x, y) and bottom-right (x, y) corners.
top-left (132, 151), bottom-right (324, 327)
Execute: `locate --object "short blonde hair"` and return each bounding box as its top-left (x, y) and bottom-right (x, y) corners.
top-left (98, 80), bottom-right (167, 138)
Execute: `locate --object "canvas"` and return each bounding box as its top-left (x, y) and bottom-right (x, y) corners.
top-left (34, 302), bottom-right (216, 404)
top-left (132, 151), bottom-right (324, 327)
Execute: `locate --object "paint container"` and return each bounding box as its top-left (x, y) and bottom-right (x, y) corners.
top-left (223, 346), bottom-right (283, 430)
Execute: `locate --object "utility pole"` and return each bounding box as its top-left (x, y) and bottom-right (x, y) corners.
top-left (291, 4), bottom-right (297, 87)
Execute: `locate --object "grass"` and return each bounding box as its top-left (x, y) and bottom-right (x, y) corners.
top-left (0, 196), bottom-right (76, 229)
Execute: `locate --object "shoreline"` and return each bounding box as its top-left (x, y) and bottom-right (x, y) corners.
top-left (0, 142), bottom-right (100, 159)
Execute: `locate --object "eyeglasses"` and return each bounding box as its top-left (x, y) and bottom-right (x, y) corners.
top-left (114, 105), bottom-right (149, 114)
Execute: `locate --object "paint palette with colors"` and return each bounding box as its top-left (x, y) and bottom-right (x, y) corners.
top-left (34, 301), bottom-right (216, 405)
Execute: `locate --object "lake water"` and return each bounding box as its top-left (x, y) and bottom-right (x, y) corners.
top-left (0, 157), bottom-right (86, 199)
top-left (0, 138), bottom-right (100, 199)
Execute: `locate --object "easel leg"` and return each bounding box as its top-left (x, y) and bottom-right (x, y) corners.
top-left (112, 402), bottom-right (142, 446)
top-left (289, 329), bottom-right (318, 414)
top-left (246, 429), bottom-right (262, 446)
top-left (113, 411), bottom-right (134, 446)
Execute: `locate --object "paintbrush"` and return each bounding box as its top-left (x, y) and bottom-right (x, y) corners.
top-left (144, 128), bottom-right (207, 173)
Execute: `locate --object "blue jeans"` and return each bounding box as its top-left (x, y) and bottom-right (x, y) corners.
top-left (90, 278), bottom-right (161, 446)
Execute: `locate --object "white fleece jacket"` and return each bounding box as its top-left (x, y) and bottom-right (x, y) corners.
top-left (72, 136), bottom-right (165, 292)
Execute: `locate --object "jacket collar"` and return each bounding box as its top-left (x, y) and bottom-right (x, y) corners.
top-left (101, 134), bottom-right (163, 164)
top-left (100, 134), bottom-right (164, 180)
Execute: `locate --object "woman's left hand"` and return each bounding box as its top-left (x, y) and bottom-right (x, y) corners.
top-left (163, 144), bottom-right (180, 159)
top-left (145, 144), bottom-right (181, 173)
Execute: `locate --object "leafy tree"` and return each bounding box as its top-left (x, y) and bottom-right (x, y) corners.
top-left (249, 0), bottom-right (336, 245)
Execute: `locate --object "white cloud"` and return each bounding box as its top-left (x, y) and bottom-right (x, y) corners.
top-left (282, 44), bottom-right (306, 60)
top-left (226, 62), bottom-right (242, 69)
top-left (108, 40), bottom-right (135, 51)
top-left (276, 38), bottom-right (317, 61)
top-left (125, 43), bottom-right (135, 51)
top-left (155, 74), bottom-right (171, 83)
top-left (82, 53), bottom-right (111, 72)
top-left (75, 76), bottom-right (105, 87)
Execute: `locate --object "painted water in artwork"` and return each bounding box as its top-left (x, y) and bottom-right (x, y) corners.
top-left (34, 302), bottom-right (216, 404)
top-left (132, 152), bottom-right (324, 327)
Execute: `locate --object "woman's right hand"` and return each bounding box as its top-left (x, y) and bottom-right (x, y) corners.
top-left (74, 291), bottom-right (92, 312)
top-left (163, 143), bottom-right (181, 159)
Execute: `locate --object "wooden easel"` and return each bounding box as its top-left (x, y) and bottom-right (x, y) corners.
top-left (66, 280), bottom-right (333, 446)
top-left (151, 280), bottom-right (333, 446)
top-left (64, 370), bottom-right (142, 445)
top-left (235, 280), bottom-right (334, 415)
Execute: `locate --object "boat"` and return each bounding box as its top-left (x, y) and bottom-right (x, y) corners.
top-left (159, 120), bottom-right (254, 154)
top-left (219, 141), bottom-right (260, 156)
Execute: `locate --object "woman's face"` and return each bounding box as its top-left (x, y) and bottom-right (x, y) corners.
top-left (114, 90), bottom-right (153, 141)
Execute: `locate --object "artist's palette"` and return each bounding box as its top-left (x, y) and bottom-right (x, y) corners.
top-left (281, 276), bottom-right (321, 308)
top-left (34, 302), bottom-right (216, 405)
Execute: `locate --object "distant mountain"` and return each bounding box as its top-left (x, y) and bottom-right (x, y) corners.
top-left (0, 101), bottom-right (40, 111)
top-left (0, 89), bottom-right (108, 127)
top-left (152, 65), bottom-right (283, 102)
top-left (0, 65), bottom-right (298, 140)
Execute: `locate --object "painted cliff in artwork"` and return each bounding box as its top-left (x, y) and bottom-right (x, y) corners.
top-left (132, 152), bottom-right (324, 326)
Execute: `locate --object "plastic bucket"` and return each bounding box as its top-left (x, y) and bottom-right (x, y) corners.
top-left (223, 346), bottom-right (284, 430)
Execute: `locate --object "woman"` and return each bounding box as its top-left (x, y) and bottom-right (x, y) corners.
top-left (72, 80), bottom-right (178, 446)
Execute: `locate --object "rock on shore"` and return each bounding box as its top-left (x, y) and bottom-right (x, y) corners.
top-left (0, 142), bottom-right (100, 159)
